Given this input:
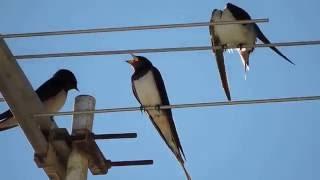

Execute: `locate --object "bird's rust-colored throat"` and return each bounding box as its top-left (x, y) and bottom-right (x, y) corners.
top-left (126, 58), bottom-right (139, 68)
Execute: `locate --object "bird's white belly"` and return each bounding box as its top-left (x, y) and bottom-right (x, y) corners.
top-left (213, 9), bottom-right (256, 46)
top-left (133, 71), bottom-right (162, 106)
top-left (43, 90), bottom-right (67, 113)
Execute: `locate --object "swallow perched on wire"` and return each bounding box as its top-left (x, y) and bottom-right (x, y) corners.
top-left (127, 55), bottom-right (191, 180)
top-left (0, 69), bottom-right (78, 131)
top-left (209, 2), bottom-right (294, 100)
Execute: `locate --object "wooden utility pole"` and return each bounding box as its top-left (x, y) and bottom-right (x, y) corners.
top-left (0, 36), bottom-right (69, 179)
top-left (66, 95), bottom-right (96, 180)
top-left (0, 36), bottom-right (153, 180)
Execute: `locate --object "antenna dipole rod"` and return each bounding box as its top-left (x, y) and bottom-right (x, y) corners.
top-left (110, 160), bottom-right (154, 167)
top-left (93, 133), bottom-right (137, 140)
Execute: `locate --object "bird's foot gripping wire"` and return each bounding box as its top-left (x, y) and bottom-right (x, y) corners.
top-left (238, 43), bottom-right (244, 50)
top-left (139, 105), bottom-right (145, 114)
top-left (153, 104), bottom-right (162, 116)
top-left (221, 44), bottom-right (228, 52)
top-left (155, 104), bottom-right (161, 113)
top-left (50, 116), bottom-right (55, 122)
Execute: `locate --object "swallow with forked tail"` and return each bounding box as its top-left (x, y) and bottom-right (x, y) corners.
top-left (209, 2), bottom-right (294, 100)
top-left (127, 55), bottom-right (191, 180)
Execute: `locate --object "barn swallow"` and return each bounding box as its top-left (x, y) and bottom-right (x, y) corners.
top-left (209, 3), bottom-right (294, 100)
top-left (0, 69), bottom-right (78, 131)
top-left (127, 55), bottom-right (191, 180)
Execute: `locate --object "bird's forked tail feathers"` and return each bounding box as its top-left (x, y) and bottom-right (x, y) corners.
top-left (174, 150), bottom-right (191, 180)
top-left (177, 156), bottom-right (191, 180)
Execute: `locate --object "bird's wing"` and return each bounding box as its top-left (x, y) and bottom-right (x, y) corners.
top-left (150, 67), bottom-right (186, 160)
top-left (254, 24), bottom-right (294, 64)
top-left (214, 43), bottom-right (231, 101)
top-left (131, 68), bottom-right (191, 179)
top-left (226, 3), bottom-right (252, 20)
top-left (0, 110), bottom-right (12, 121)
top-left (131, 70), bottom-right (185, 159)
top-left (226, 3), bottom-right (294, 65)
top-left (35, 78), bottom-right (63, 102)
top-left (0, 78), bottom-right (63, 131)
top-left (209, 17), bottom-right (231, 101)
top-left (2, 78), bottom-right (63, 114)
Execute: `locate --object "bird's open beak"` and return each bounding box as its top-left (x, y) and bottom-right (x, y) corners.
top-left (126, 60), bottom-right (133, 64)
top-left (126, 54), bottom-right (137, 64)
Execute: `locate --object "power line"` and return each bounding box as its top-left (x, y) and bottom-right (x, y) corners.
top-left (1, 19), bottom-right (268, 39)
top-left (34, 95), bottom-right (320, 117)
top-left (14, 40), bottom-right (320, 60)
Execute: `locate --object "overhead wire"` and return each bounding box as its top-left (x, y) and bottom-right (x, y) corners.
top-left (0, 19), bottom-right (268, 38)
top-left (0, 19), bottom-right (318, 117)
top-left (33, 95), bottom-right (320, 117)
top-left (14, 40), bottom-right (320, 60)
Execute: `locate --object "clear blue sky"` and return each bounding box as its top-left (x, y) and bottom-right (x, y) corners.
top-left (0, 0), bottom-right (319, 179)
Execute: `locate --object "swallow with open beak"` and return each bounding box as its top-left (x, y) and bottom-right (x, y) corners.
top-left (127, 55), bottom-right (191, 180)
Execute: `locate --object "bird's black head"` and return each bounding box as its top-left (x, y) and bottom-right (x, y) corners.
top-left (126, 54), bottom-right (153, 71)
top-left (53, 69), bottom-right (78, 92)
